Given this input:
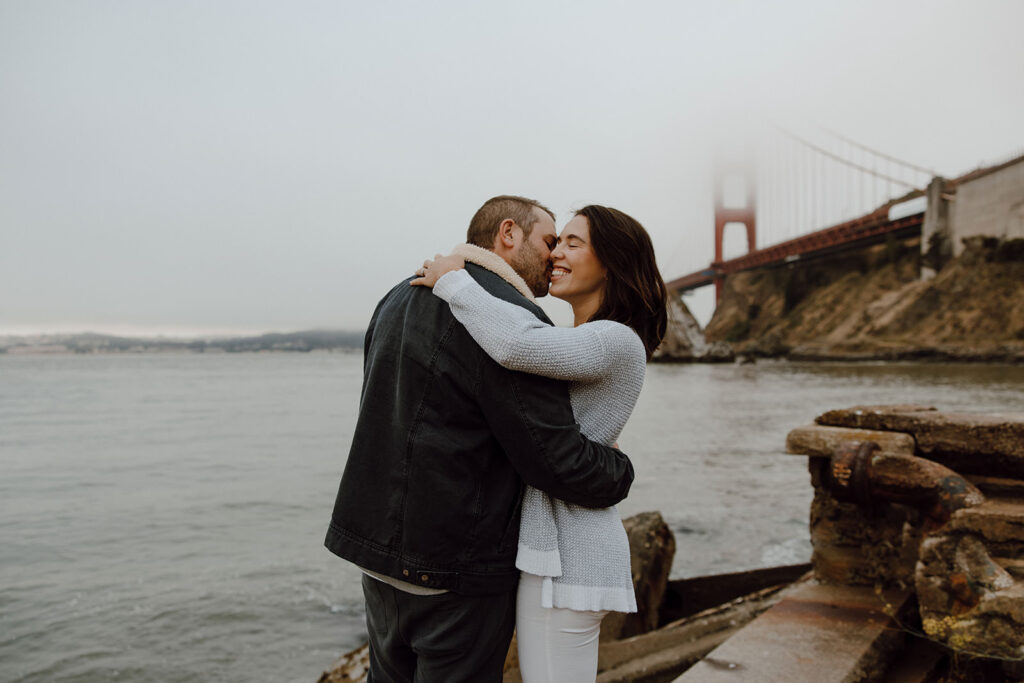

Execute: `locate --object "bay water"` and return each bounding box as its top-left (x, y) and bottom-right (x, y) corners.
top-left (2, 353), bottom-right (1022, 682)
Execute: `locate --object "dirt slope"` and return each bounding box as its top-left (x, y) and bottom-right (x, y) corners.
top-left (704, 236), bottom-right (1024, 361)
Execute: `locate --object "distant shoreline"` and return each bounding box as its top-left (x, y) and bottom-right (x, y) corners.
top-left (1, 347), bottom-right (363, 356)
top-left (0, 330), bottom-right (364, 355)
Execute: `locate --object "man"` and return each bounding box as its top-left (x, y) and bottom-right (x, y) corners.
top-left (325, 195), bottom-right (633, 682)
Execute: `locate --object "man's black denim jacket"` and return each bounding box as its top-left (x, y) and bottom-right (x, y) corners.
top-left (325, 263), bottom-right (633, 595)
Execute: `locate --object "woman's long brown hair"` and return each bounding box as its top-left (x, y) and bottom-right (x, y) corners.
top-left (578, 205), bottom-right (668, 360)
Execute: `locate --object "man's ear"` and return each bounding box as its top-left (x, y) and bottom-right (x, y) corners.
top-left (497, 219), bottom-right (518, 249)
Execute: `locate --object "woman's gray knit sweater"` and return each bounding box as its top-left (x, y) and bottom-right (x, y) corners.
top-left (434, 268), bottom-right (645, 613)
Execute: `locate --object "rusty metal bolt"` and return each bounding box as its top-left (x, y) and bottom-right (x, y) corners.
top-left (825, 440), bottom-right (879, 511)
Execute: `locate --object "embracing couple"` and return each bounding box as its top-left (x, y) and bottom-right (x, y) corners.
top-left (325, 195), bottom-right (668, 682)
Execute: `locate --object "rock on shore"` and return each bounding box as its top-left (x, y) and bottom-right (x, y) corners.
top-left (653, 292), bottom-right (733, 363)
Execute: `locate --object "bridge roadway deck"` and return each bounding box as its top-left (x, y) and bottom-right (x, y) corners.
top-left (668, 210), bottom-right (924, 292)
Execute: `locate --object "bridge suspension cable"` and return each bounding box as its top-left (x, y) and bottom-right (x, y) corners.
top-left (771, 125), bottom-right (925, 191)
top-left (718, 123), bottom-right (937, 259)
top-left (818, 127), bottom-right (937, 177)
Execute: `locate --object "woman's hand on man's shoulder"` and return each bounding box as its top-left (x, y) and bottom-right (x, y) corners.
top-left (410, 252), bottom-right (466, 288)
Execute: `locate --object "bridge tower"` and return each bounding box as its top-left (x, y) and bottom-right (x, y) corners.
top-left (713, 165), bottom-right (757, 302)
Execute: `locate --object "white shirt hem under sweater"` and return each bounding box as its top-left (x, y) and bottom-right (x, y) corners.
top-left (434, 264), bottom-right (646, 614)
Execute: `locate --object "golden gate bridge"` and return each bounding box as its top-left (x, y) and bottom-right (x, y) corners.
top-left (668, 127), bottom-right (939, 302)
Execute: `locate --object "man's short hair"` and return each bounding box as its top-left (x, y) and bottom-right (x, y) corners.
top-left (466, 195), bottom-right (556, 248)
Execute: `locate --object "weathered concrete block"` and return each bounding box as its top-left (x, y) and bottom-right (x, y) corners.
top-left (674, 583), bottom-right (913, 683)
top-left (809, 488), bottom-right (919, 588)
top-left (816, 405), bottom-right (1024, 478)
top-left (789, 407), bottom-right (1024, 672)
top-left (917, 528), bottom-right (1024, 659)
top-left (947, 499), bottom-right (1024, 549)
top-left (950, 155), bottom-right (1024, 255)
top-left (785, 423), bottom-right (916, 458)
top-left (912, 497), bottom-right (1024, 660)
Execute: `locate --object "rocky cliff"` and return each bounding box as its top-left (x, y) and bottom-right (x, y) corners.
top-left (704, 236), bottom-right (1024, 362)
top-left (654, 293), bottom-right (734, 363)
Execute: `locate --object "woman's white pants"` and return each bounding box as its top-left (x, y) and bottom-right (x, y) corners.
top-left (515, 573), bottom-right (608, 683)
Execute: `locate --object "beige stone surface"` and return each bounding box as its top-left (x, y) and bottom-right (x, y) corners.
top-left (815, 405), bottom-right (1024, 477)
top-left (785, 423), bottom-right (916, 458)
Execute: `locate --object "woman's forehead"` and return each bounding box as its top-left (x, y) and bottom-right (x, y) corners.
top-left (559, 215), bottom-right (589, 240)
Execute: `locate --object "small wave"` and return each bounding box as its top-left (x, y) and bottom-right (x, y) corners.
top-left (760, 537), bottom-right (811, 566)
top-left (220, 500), bottom-right (306, 513)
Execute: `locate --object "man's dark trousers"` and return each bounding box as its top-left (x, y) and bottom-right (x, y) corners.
top-left (362, 575), bottom-right (516, 682)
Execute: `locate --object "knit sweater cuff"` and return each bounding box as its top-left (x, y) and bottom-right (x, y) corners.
top-left (515, 544), bottom-right (563, 578)
top-left (432, 269), bottom-right (474, 303)
top-left (548, 583), bottom-right (638, 613)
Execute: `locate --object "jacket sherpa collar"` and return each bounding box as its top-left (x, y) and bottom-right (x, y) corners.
top-left (451, 243), bottom-right (535, 302)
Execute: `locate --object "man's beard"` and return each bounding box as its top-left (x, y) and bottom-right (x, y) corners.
top-left (511, 240), bottom-right (551, 297)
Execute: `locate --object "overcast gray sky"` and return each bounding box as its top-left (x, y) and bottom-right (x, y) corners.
top-left (2, 0), bottom-right (1022, 336)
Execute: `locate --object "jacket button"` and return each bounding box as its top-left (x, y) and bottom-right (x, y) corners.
top-left (421, 574), bottom-right (429, 582)
top-left (402, 569), bottom-right (409, 577)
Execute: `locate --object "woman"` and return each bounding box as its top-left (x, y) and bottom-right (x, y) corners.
top-left (412, 205), bottom-right (667, 682)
